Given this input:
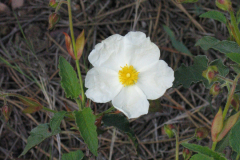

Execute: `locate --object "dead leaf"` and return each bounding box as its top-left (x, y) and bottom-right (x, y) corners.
top-left (0, 3), bottom-right (10, 13)
top-left (11, 0), bottom-right (24, 9)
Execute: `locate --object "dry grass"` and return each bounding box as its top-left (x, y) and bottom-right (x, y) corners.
top-left (0, 0), bottom-right (237, 159)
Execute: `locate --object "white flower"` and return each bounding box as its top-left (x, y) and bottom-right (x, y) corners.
top-left (85, 31), bottom-right (174, 119)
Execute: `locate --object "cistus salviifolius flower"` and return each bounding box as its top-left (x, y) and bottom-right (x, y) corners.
top-left (85, 31), bottom-right (174, 118)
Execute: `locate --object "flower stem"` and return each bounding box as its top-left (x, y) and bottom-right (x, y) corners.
top-left (67, 0), bottom-right (85, 109)
top-left (211, 141), bottom-right (217, 151)
top-left (76, 98), bottom-right (82, 111)
top-left (76, 60), bottom-right (85, 108)
top-left (222, 73), bottom-right (240, 120)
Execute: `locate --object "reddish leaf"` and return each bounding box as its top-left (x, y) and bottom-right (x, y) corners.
top-left (63, 32), bottom-right (75, 59)
top-left (76, 30), bottom-right (85, 60)
top-left (20, 97), bottom-right (43, 113)
top-left (217, 111), bottom-right (240, 142)
top-left (1, 105), bottom-right (12, 122)
top-left (211, 108), bottom-right (223, 142)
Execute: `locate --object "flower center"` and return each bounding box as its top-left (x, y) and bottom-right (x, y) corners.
top-left (118, 64), bottom-right (139, 86)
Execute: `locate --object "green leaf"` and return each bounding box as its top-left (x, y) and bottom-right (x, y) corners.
top-left (196, 36), bottom-right (240, 54)
top-left (163, 25), bottom-right (192, 56)
top-left (210, 59), bottom-right (229, 77)
top-left (174, 55), bottom-right (229, 88)
top-left (74, 108), bottom-right (98, 156)
top-left (190, 154), bottom-right (214, 160)
top-left (58, 56), bottom-right (81, 99)
top-left (200, 11), bottom-right (227, 24)
top-left (226, 53), bottom-right (240, 65)
top-left (62, 150), bottom-right (84, 160)
top-left (102, 114), bottom-right (138, 148)
top-left (230, 120), bottom-right (240, 154)
top-left (103, 114), bottom-right (132, 132)
top-left (237, 14), bottom-right (240, 24)
top-left (181, 143), bottom-right (227, 160)
top-left (231, 64), bottom-right (240, 73)
top-left (213, 41), bottom-right (240, 54)
top-left (19, 124), bottom-right (60, 157)
top-left (215, 132), bottom-right (230, 152)
top-left (50, 111), bottom-right (66, 132)
top-left (173, 55), bottom-right (208, 88)
top-left (195, 36), bottom-right (220, 50)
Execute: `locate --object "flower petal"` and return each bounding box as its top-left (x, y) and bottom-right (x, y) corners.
top-left (88, 34), bottom-right (127, 71)
top-left (137, 60), bottom-right (174, 100)
top-left (85, 67), bottom-right (122, 103)
top-left (88, 32), bottom-right (160, 72)
top-left (112, 85), bottom-right (149, 119)
top-left (123, 31), bottom-right (160, 71)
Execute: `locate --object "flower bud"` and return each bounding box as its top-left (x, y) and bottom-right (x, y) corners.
top-left (49, 0), bottom-right (58, 8)
top-left (182, 148), bottom-right (192, 160)
top-left (176, 0), bottom-right (198, 3)
top-left (211, 108), bottom-right (223, 142)
top-left (202, 66), bottom-right (219, 84)
top-left (231, 94), bottom-right (240, 111)
top-left (210, 83), bottom-right (221, 97)
top-left (215, 0), bottom-right (232, 11)
top-left (195, 127), bottom-right (209, 140)
top-left (163, 124), bottom-right (175, 138)
top-left (216, 111), bottom-right (240, 142)
top-left (1, 105), bottom-right (12, 122)
top-left (48, 13), bottom-right (60, 30)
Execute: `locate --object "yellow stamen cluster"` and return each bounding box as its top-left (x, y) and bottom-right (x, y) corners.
top-left (118, 64), bottom-right (139, 86)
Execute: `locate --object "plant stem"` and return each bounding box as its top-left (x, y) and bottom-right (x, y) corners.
top-left (76, 60), bottom-right (85, 107)
top-left (173, 130), bottom-right (179, 160)
top-left (222, 73), bottom-right (240, 120)
top-left (67, 0), bottom-right (85, 109)
top-left (230, 10), bottom-right (240, 45)
top-left (212, 141), bottom-right (217, 151)
top-left (76, 98), bottom-right (82, 111)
